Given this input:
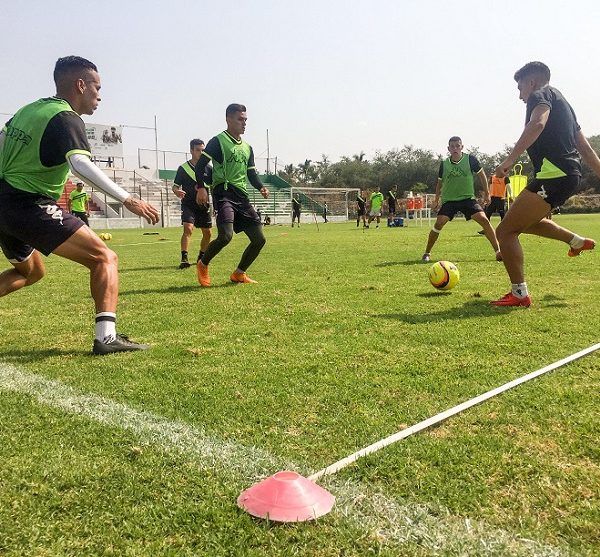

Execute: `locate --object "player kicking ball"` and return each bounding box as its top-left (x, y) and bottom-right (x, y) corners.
top-left (194, 104), bottom-right (269, 287)
top-left (492, 62), bottom-right (598, 307)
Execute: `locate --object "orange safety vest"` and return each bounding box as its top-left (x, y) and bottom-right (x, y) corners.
top-left (490, 175), bottom-right (508, 198)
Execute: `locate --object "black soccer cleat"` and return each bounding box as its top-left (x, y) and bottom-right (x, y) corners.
top-left (92, 334), bottom-right (150, 355)
top-left (179, 261), bottom-right (191, 269)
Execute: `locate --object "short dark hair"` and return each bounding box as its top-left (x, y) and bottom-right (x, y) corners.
top-left (514, 62), bottom-right (550, 83)
top-left (53, 56), bottom-right (98, 87)
top-left (448, 136), bottom-right (462, 144)
top-left (226, 103), bottom-right (247, 117)
top-left (190, 138), bottom-right (204, 151)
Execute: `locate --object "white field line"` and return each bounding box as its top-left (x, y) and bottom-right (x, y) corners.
top-left (0, 362), bottom-right (568, 557)
top-left (309, 343), bottom-right (600, 482)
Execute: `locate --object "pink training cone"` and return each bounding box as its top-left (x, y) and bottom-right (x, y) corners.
top-left (237, 471), bottom-right (335, 522)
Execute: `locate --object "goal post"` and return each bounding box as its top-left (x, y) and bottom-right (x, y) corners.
top-left (291, 187), bottom-right (360, 222)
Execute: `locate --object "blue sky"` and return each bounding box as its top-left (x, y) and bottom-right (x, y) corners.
top-left (2, 0), bottom-right (599, 171)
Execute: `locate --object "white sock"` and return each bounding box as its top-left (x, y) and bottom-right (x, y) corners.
top-left (95, 312), bottom-right (116, 342)
top-left (569, 234), bottom-right (585, 248)
top-left (511, 283), bottom-right (528, 299)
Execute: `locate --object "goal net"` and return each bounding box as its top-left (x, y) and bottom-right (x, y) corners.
top-left (290, 187), bottom-right (359, 222)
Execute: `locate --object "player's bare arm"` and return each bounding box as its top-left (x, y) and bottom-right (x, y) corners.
top-left (496, 104), bottom-right (550, 176)
top-left (575, 130), bottom-right (600, 177)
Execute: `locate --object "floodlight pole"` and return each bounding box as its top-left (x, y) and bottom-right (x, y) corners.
top-left (266, 129), bottom-right (270, 174)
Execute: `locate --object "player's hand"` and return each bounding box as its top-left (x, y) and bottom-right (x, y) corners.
top-left (260, 187), bottom-right (269, 199)
top-left (482, 192), bottom-right (491, 206)
top-left (196, 187), bottom-right (209, 206)
top-left (432, 196), bottom-right (440, 211)
top-left (495, 160), bottom-right (511, 178)
top-left (123, 197), bottom-right (160, 225)
top-left (174, 188), bottom-right (186, 200)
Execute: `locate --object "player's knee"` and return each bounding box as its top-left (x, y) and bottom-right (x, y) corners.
top-left (95, 246), bottom-right (118, 269)
top-left (254, 235), bottom-right (266, 249)
top-left (25, 264), bottom-right (45, 286)
top-left (219, 230), bottom-right (233, 245)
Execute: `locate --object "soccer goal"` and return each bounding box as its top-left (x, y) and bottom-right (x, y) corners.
top-left (291, 187), bottom-right (360, 223)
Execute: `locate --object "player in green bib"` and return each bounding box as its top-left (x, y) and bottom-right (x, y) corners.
top-left (368, 187), bottom-right (384, 228)
top-left (422, 136), bottom-right (501, 262)
top-left (68, 182), bottom-right (90, 225)
top-left (0, 56), bottom-right (159, 354)
top-left (194, 104), bottom-right (269, 287)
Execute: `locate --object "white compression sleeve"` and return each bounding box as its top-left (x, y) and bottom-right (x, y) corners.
top-left (67, 154), bottom-right (131, 203)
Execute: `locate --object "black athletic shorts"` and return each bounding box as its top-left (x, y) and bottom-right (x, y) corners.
top-left (525, 175), bottom-right (580, 209)
top-left (72, 210), bottom-right (89, 226)
top-left (388, 202), bottom-right (396, 213)
top-left (212, 184), bottom-right (261, 233)
top-left (357, 207), bottom-right (366, 216)
top-left (181, 203), bottom-right (212, 228)
top-left (292, 209), bottom-right (301, 218)
top-left (0, 179), bottom-right (84, 262)
top-left (438, 199), bottom-right (483, 221)
top-left (486, 196), bottom-right (506, 214)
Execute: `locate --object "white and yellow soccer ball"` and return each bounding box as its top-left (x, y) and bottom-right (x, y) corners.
top-left (99, 232), bottom-right (112, 241)
top-left (428, 260), bottom-right (460, 290)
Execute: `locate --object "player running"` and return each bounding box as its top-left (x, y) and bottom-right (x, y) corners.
top-left (0, 56), bottom-right (159, 354)
top-left (195, 104), bottom-right (269, 286)
top-left (292, 194), bottom-right (301, 227)
top-left (492, 62), bottom-right (599, 307)
top-left (172, 139), bottom-right (213, 268)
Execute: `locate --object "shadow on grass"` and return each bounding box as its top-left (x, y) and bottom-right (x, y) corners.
top-left (1, 347), bottom-right (89, 363)
top-left (375, 294), bottom-right (568, 323)
top-left (375, 257), bottom-right (494, 268)
top-left (120, 283), bottom-right (236, 296)
top-left (119, 266), bottom-right (175, 273)
top-left (375, 260), bottom-right (426, 267)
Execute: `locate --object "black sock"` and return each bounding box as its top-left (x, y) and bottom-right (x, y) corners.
top-left (181, 251), bottom-right (188, 261)
top-left (198, 251), bottom-right (205, 261)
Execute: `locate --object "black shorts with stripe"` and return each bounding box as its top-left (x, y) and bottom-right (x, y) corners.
top-left (525, 175), bottom-right (580, 209)
top-left (0, 179), bottom-right (83, 263)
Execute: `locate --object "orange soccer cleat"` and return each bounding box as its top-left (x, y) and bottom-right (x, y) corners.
top-left (567, 238), bottom-right (595, 257)
top-left (230, 271), bottom-right (258, 284)
top-left (196, 261), bottom-right (211, 287)
top-left (490, 292), bottom-right (532, 307)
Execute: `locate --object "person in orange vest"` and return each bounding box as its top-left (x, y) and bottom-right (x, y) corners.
top-left (478, 174), bottom-right (511, 234)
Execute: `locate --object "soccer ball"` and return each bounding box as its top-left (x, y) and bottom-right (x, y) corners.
top-left (429, 261), bottom-right (460, 290)
top-left (99, 232), bottom-right (112, 241)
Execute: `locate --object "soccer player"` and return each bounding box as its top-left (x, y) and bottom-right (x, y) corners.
top-left (194, 104), bottom-right (269, 286)
top-left (387, 188), bottom-right (397, 218)
top-left (68, 181), bottom-right (90, 225)
top-left (291, 193), bottom-right (301, 227)
top-left (356, 190), bottom-right (368, 228)
top-left (0, 56), bottom-right (159, 354)
top-left (172, 139), bottom-right (213, 269)
top-left (478, 174), bottom-right (511, 234)
top-left (491, 62), bottom-right (599, 307)
top-left (368, 186), bottom-right (384, 228)
top-left (422, 137), bottom-right (501, 262)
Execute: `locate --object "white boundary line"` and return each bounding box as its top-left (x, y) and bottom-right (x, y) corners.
top-left (309, 343), bottom-right (599, 482)
top-left (0, 362), bottom-right (566, 556)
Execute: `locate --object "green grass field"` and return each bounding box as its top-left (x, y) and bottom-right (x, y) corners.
top-left (1, 215), bottom-right (598, 556)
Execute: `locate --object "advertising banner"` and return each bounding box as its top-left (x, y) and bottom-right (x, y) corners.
top-left (86, 123), bottom-right (123, 158)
